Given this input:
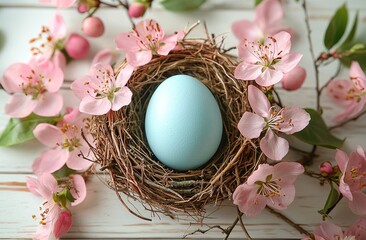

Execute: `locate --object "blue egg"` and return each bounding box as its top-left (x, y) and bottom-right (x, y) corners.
top-left (145, 74), bottom-right (223, 171)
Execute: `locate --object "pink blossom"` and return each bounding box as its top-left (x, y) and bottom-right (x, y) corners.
top-left (232, 0), bottom-right (293, 42)
top-left (115, 19), bottom-right (183, 67)
top-left (302, 218), bottom-right (366, 240)
top-left (30, 14), bottom-right (67, 70)
top-left (320, 161), bottom-right (333, 175)
top-left (1, 60), bottom-right (63, 118)
top-left (32, 111), bottom-right (93, 174)
top-left (234, 31), bottom-right (302, 86)
top-left (53, 211), bottom-right (72, 239)
top-left (281, 66), bottom-right (306, 91)
top-left (39, 0), bottom-right (76, 8)
top-left (128, 2), bottom-right (147, 18)
top-left (65, 33), bottom-right (90, 59)
top-left (327, 61), bottom-right (366, 123)
top-left (91, 49), bottom-right (116, 67)
top-left (82, 17), bottom-right (105, 37)
top-left (335, 146), bottom-right (366, 215)
top-left (237, 85), bottom-right (310, 160)
top-left (233, 162), bottom-right (304, 217)
top-left (71, 63), bottom-right (133, 115)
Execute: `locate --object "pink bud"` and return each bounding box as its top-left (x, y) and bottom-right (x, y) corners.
top-left (54, 211), bottom-right (72, 238)
top-left (128, 2), bottom-right (146, 18)
top-left (77, 2), bottom-right (88, 13)
top-left (65, 33), bottom-right (90, 59)
top-left (281, 66), bottom-right (306, 91)
top-left (320, 161), bottom-right (332, 175)
top-left (82, 17), bottom-right (105, 37)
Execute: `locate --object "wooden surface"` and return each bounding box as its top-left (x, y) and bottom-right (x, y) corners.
top-left (0, 0), bottom-right (365, 239)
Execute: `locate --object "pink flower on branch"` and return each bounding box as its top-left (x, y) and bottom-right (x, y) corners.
top-left (232, 0), bottom-right (294, 42)
top-left (238, 85), bottom-right (310, 160)
top-left (233, 162), bottom-right (304, 217)
top-left (1, 61), bottom-right (63, 118)
top-left (234, 31), bottom-right (302, 87)
top-left (336, 146), bottom-right (366, 215)
top-left (71, 63), bottom-right (133, 115)
top-left (115, 19), bottom-right (183, 67)
top-left (327, 61), bottom-right (366, 123)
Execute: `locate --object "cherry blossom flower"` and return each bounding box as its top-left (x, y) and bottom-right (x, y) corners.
top-left (327, 61), bottom-right (366, 123)
top-left (233, 162), bottom-right (304, 217)
top-left (1, 60), bottom-right (63, 118)
top-left (335, 146), bottom-right (366, 215)
top-left (115, 19), bottom-right (183, 67)
top-left (71, 63), bottom-right (133, 115)
top-left (32, 118), bottom-right (93, 175)
top-left (237, 85), bottom-right (310, 160)
top-left (30, 14), bottom-right (67, 70)
top-left (39, 0), bottom-right (76, 8)
top-left (281, 66), bottom-right (306, 91)
top-left (302, 218), bottom-right (366, 240)
top-left (234, 31), bottom-right (302, 87)
top-left (232, 0), bottom-right (293, 42)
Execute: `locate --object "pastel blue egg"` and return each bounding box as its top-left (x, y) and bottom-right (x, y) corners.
top-left (145, 74), bottom-right (223, 171)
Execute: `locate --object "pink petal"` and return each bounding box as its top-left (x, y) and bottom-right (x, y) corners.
top-left (315, 221), bottom-right (344, 239)
top-left (158, 33), bottom-right (179, 55)
top-left (267, 185), bottom-right (295, 210)
top-left (53, 211), bottom-right (72, 238)
top-left (1, 63), bottom-right (31, 93)
top-left (276, 53), bottom-right (303, 74)
top-left (26, 176), bottom-right (42, 196)
top-left (5, 95), bottom-right (36, 118)
top-left (37, 173), bottom-right (58, 199)
top-left (112, 87), bottom-right (132, 111)
top-left (233, 184), bottom-right (267, 217)
top-left (339, 175), bottom-right (353, 201)
top-left (280, 106), bottom-right (310, 134)
top-left (32, 149), bottom-right (69, 175)
top-left (91, 49), bottom-right (114, 66)
top-left (33, 123), bottom-right (63, 147)
top-left (255, 68), bottom-right (284, 86)
top-left (237, 43), bottom-right (261, 63)
top-left (272, 162), bottom-right (304, 185)
top-left (40, 64), bottom-right (64, 92)
top-left (248, 85), bottom-right (271, 118)
top-left (56, 0), bottom-right (76, 8)
top-left (52, 50), bottom-right (67, 71)
top-left (346, 217), bottom-right (366, 239)
top-left (70, 174), bottom-right (87, 206)
top-left (246, 164), bottom-right (273, 184)
top-left (350, 61), bottom-right (366, 90)
top-left (237, 112), bottom-right (265, 139)
top-left (334, 98), bottom-right (366, 123)
top-left (79, 96), bottom-right (111, 115)
top-left (49, 13), bottom-right (66, 39)
top-left (126, 50), bottom-right (152, 67)
top-left (335, 149), bottom-right (349, 174)
top-left (268, 31), bottom-right (292, 55)
top-left (115, 64), bottom-right (134, 87)
top-left (70, 75), bottom-right (93, 99)
top-left (260, 129), bottom-right (289, 161)
top-left (327, 79), bottom-right (353, 105)
top-left (33, 92), bottom-right (63, 117)
top-left (66, 149), bottom-right (93, 171)
top-left (114, 32), bottom-right (141, 52)
top-left (234, 62), bottom-right (262, 81)
top-left (255, 0), bottom-right (283, 33)
top-left (232, 20), bottom-right (263, 41)
top-left (281, 66), bottom-right (306, 91)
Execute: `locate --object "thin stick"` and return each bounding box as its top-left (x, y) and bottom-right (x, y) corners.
top-left (266, 206), bottom-right (312, 238)
top-left (182, 21), bottom-right (201, 41)
top-left (329, 110), bottom-right (366, 130)
top-left (319, 62), bottom-right (341, 94)
top-left (273, 88), bottom-right (283, 108)
top-left (224, 216), bottom-right (240, 240)
top-left (237, 208), bottom-right (253, 240)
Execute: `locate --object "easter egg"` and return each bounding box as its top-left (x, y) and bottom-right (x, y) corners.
top-left (145, 74), bottom-right (223, 171)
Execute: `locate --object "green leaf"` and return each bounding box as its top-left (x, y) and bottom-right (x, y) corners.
top-left (293, 108), bottom-right (344, 149)
top-left (160, 0), bottom-right (206, 11)
top-left (324, 4), bottom-right (348, 49)
top-left (318, 183), bottom-right (341, 217)
top-left (0, 114), bottom-right (60, 147)
top-left (338, 11), bottom-right (359, 51)
top-left (53, 166), bottom-right (77, 181)
top-left (341, 50), bottom-right (366, 71)
top-left (255, 0), bottom-right (263, 6)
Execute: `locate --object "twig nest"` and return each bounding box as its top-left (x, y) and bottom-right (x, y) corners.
top-left (89, 39), bottom-right (262, 220)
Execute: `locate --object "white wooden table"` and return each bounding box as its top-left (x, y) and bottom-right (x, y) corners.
top-left (0, 0), bottom-right (365, 238)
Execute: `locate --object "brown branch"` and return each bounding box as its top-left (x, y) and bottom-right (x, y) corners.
top-left (319, 61), bottom-right (341, 95)
top-left (237, 208), bottom-right (253, 240)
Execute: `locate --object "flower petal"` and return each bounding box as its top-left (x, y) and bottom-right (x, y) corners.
top-left (234, 62), bottom-right (262, 81)
top-left (52, 50), bottom-right (67, 71)
top-left (350, 61), bottom-right (366, 90)
top-left (115, 64), bottom-right (134, 87)
top-left (5, 94), bottom-right (36, 118)
top-left (114, 32), bottom-right (141, 52)
top-left (279, 106), bottom-right (310, 134)
top-left (1, 63), bottom-right (31, 93)
top-left (70, 174), bottom-right (87, 206)
top-left (335, 149), bottom-right (349, 174)
top-left (70, 75), bottom-right (94, 99)
top-left (49, 13), bottom-right (66, 39)
top-left (267, 185), bottom-right (295, 210)
top-left (276, 53), bottom-right (303, 74)
top-left (260, 129), bottom-right (289, 161)
top-left (233, 184), bottom-right (267, 217)
top-left (268, 31), bottom-right (291, 55)
top-left (237, 112), bottom-right (265, 139)
top-left (255, 68), bottom-right (284, 86)
top-left (91, 49), bottom-right (114, 66)
top-left (40, 64), bottom-right (64, 92)
top-left (314, 221), bottom-right (344, 239)
top-left (112, 87), bottom-right (132, 111)
top-left (248, 85), bottom-right (271, 118)
top-left (346, 217), bottom-right (366, 239)
top-left (79, 96), bottom-right (111, 115)
top-left (33, 92), bottom-right (63, 117)
top-left (327, 79), bottom-right (353, 105)
top-left (56, 0), bottom-right (76, 8)
top-left (237, 42), bottom-right (261, 63)
top-left (126, 50), bottom-right (152, 67)
top-left (255, 0), bottom-right (283, 33)
top-left (247, 163), bottom-right (273, 184)
top-left (232, 20), bottom-right (263, 41)
top-left (66, 148), bottom-right (93, 171)
top-left (272, 162), bottom-right (304, 185)
top-left (158, 33), bottom-right (179, 55)
top-left (32, 149), bottom-right (69, 175)
top-left (334, 98), bottom-right (366, 123)
top-left (348, 191), bottom-right (366, 215)
top-left (34, 123), bottom-right (63, 147)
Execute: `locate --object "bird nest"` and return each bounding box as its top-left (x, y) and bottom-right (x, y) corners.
top-left (88, 38), bottom-right (263, 220)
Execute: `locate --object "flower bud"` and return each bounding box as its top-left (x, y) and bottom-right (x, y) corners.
top-left (65, 33), bottom-right (90, 59)
top-left (281, 66), bottom-right (306, 91)
top-left (82, 17), bottom-right (105, 37)
top-left (77, 2), bottom-right (88, 13)
top-left (54, 211), bottom-right (72, 238)
top-left (128, 2), bottom-right (147, 18)
top-left (320, 161), bottom-right (332, 175)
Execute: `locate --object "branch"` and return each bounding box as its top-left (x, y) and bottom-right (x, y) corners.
top-left (319, 61), bottom-right (341, 95)
top-left (237, 208), bottom-right (253, 240)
